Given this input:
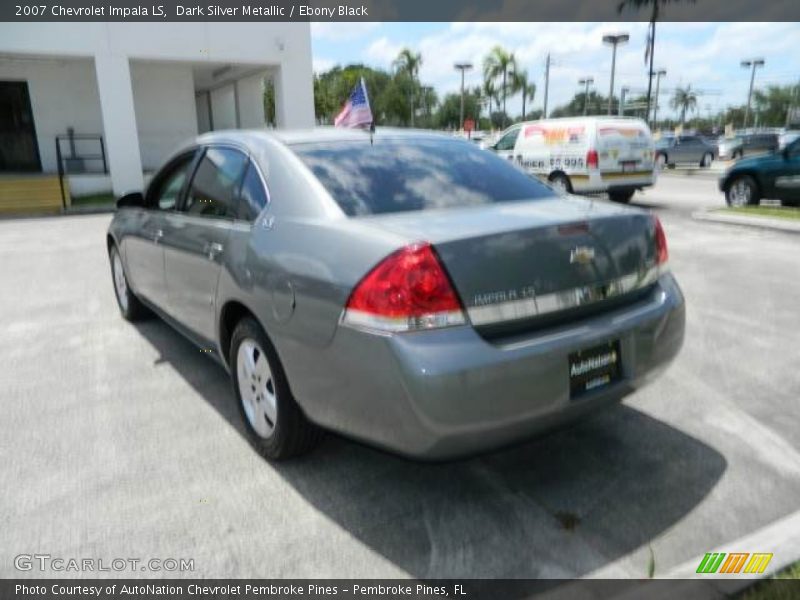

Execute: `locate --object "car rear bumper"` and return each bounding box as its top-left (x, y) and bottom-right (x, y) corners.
top-left (571, 170), bottom-right (656, 193)
top-left (298, 273), bottom-right (685, 460)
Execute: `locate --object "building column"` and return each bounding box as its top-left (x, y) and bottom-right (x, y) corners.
top-left (94, 53), bottom-right (144, 196)
top-left (274, 63), bottom-right (314, 129)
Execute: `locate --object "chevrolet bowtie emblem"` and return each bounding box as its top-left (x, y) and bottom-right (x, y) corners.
top-left (570, 246), bottom-right (596, 265)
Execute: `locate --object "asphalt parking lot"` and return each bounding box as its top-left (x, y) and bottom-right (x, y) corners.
top-left (1, 175), bottom-right (799, 580)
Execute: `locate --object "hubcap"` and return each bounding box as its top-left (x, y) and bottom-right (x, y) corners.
top-left (237, 339), bottom-right (277, 438)
top-left (112, 251), bottom-right (129, 312)
top-left (657, 155), bottom-right (666, 168)
top-left (703, 154), bottom-right (711, 167)
top-left (729, 180), bottom-right (751, 207)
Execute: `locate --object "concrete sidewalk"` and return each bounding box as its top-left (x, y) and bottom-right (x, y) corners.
top-left (694, 208), bottom-right (800, 234)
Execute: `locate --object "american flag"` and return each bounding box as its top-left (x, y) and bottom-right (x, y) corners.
top-left (334, 77), bottom-right (373, 128)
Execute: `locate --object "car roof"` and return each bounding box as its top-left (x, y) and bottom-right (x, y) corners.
top-left (192, 127), bottom-right (452, 151)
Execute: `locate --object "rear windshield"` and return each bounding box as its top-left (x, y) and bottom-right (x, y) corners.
top-left (291, 137), bottom-right (553, 216)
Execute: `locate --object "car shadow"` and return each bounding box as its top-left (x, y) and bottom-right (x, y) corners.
top-left (133, 318), bottom-right (727, 580)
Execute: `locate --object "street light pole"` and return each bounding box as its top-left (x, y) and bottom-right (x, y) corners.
top-left (741, 58), bottom-right (765, 130)
top-left (454, 62), bottom-right (473, 131)
top-left (603, 33), bottom-right (629, 115)
top-left (652, 69), bottom-right (666, 131)
top-left (578, 77), bottom-right (594, 115)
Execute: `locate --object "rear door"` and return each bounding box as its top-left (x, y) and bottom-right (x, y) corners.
top-left (162, 145), bottom-right (249, 341)
top-left (123, 151), bottom-right (196, 308)
top-left (674, 136), bottom-right (701, 163)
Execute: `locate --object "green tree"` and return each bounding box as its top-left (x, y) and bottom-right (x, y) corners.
top-left (483, 45), bottom-right (518, 128)
top-left (753, 84), bottom-right (799, 127)
top-left (392, 48), bottom-right (423, 127)
top-left (512, 70), bottom-right (536, 121)
top-left (436, 89), bottom-right (483, 129)
top-left (263, 77), bottom-right (276, 126)
top-left (550, 91), bottom-right (614, 118)
top-left (670, 85), bottom-right (698, 126)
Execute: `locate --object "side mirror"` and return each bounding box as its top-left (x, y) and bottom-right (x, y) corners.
top-left (117, 192), bottom-right (145, 208)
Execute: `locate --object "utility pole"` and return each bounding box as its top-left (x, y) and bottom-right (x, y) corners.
top-left (741, 58), bottom-right (764, 130)
top-left (652, 69), bottom-right (667, 130)
top-left (543, 53), bottom-right (551, 119)
top-left (578, 77), bottom-right (594, 115)
top-left (454, 62), bottom-right (473, 131)
top-left (603, 33), bottom-right (629, 115)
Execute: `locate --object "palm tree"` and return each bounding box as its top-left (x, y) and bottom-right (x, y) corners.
top-left (512, 70), bottom-right (537, 120)
top-left (618, 0), bottom-right (694, 124)
top-left (482, 78), bottom-right (499, 115)
top-left (483, 45), bottom-right (517, 127)
top-left (393, 48), bottom-right (422, 127)
top-left (671, 85), bottom-right (698, 125)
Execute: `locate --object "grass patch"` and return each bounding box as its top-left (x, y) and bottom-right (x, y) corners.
top-left (71, 192), bottom-right (116, 206)
top-left (739, 561), bottom-right (800, 599)
top-left (720, 206), bottom-right (800, 221)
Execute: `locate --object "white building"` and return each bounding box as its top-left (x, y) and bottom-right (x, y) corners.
top-left (0, 22), bottom-right (314, 208)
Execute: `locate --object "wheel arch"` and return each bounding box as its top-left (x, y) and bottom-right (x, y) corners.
top-left (722, 169), bottom-right (762, 194)
top-left (219, 299), bottom-right (262, 367)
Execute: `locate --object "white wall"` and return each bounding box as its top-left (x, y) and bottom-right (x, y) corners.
top-left (210, 85), bottom-right (238, 130)
top-left (0, 57), bottom-right (102, 172)
top-left (236, 72), bottom-right (267, 129)
top-left (130, 61), bottom-right (198, 169)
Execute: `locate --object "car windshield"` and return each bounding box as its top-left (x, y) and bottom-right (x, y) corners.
top-left (291, 137), bottom-right (553, 216)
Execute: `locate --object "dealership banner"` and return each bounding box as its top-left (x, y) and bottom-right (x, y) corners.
top-left (3, 0), bottom-right (800, 22)
top-left (5, 579), bottom-right (800, 599)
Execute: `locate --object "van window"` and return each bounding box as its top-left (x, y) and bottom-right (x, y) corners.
top-left (495, 127), bottom-right (521, 151)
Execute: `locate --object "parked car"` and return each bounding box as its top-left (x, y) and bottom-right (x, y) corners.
top-left (654, 134), bottom-right (716, 168)
top-left (107, 128), bottom-right (685, 460)
top-left (488, 117), bottom-right (657, 204)
top-left (719, 137), bottom-right (800, 206)
top-left (717, 133), bottom-right (779, 160)
top-left (779, 130), bottom-right (800, 150)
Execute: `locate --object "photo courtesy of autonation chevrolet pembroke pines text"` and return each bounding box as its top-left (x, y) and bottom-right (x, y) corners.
top-left (1, 1), bottom-right (799, 598)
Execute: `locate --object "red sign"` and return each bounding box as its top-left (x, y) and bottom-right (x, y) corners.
top-left (464, 118), bottom-right (475, 133)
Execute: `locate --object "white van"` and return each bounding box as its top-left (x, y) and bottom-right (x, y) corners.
top-left (489, 117), bottom-right (657, 203)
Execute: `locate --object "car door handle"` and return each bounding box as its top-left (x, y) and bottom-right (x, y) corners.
top-left (204, 242), bottom-right (224, 260)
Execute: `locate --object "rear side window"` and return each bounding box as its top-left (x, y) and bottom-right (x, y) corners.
top-left (184, 147), bottom-right (248, 218)
top-left (292, 138), bottom-right (552, 217)
top-left (236, 162), bottom-right (269, 221)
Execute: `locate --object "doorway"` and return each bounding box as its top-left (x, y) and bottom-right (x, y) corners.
top-left (0, 81), bottom-right (42, 172)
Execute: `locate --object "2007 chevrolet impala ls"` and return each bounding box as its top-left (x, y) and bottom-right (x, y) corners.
top-left (107, 128), bottom-right (685, 460)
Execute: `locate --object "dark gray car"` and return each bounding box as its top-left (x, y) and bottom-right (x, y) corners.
top-left (107, 129), bottom-right (685, 460)
top-left (655, 134), bottom-right (716, 168)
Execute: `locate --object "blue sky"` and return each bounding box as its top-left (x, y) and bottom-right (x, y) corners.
top-left (311, 22), bottom-right (800, 120)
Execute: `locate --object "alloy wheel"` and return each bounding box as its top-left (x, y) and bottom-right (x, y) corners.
top-left (237, 339), bottom-right (277, 438)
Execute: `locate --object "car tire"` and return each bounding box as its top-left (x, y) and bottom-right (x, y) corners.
top-left (700, 152), bottom-right (713, 168)
top-left (109, 245), bottom-right (149, 321)
top-left (609, 189), bottom-right (635, 204)
top-left (725, 175), bottom-right (759, 207)
top-left (230, 316), bottom-right (321, 460)
top-left (548, 172), bottom-right (572, 194)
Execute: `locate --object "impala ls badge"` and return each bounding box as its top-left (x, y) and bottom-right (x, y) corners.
top-left (570, 246), bottom-right (596, 265)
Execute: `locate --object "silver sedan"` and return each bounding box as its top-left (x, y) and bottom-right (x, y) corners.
top-left (107, 128), bottom-right (685, 460)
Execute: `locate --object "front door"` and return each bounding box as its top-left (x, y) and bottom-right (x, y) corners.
top-left (773, 140), bottom-right (800, 204)
top-left (124, 152), bottom-right (196, 308)
top-left (163, 146), bottom-right (249, 342)
top-left (0, 82), bottom-right (41, 172)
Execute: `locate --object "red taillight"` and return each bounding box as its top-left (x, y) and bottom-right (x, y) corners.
top-left (654, 216), bottom-right (669, 266)
top-left (343, 243), bottom-right (466, 332)
top-left (586, 149), bottom-right (599, 169)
